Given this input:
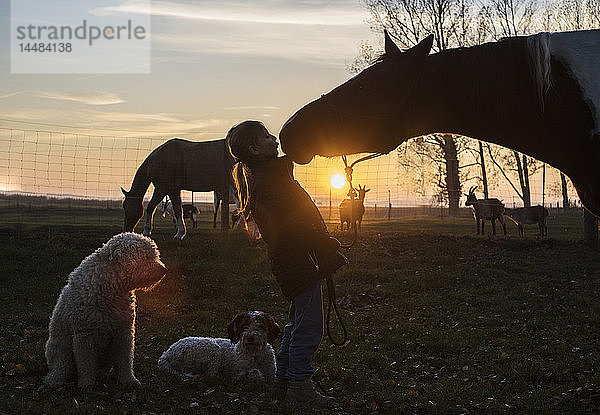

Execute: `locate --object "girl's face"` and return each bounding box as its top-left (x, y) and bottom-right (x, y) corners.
top-left (249, 128), bottom-right (279, 159)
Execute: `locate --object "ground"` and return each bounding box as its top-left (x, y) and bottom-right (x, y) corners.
top-left (0, 208), bottom-right (599, 414)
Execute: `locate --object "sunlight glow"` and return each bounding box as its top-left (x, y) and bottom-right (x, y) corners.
top-left (330, 174), bottom-right (346, 189)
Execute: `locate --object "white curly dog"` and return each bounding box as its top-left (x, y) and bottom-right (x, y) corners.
top-left (158, 311), bottom-right (280, 384)
top-left (44, 232), bottom-right (167, 388)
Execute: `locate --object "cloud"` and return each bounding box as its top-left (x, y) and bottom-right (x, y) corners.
top-left (0, 90), bottom-right (27, 99)
top-left (34, 90), bottom-right (126, 105)
top-left (0, 108), bottom-right (231, 138)
top-left (151, 22), bottom-right (372, 66)
top-left (222, 105), bottom-right (279, 111)
top-left (90, 1), bottom-right (376, 66)
top-left (90, 0), bottom-right (367, 26)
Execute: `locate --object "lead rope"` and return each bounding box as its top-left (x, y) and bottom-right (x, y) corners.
top-left (325, 152), bottom-right (387, 347)
top-left (338, 153), bottom-right (386, 249)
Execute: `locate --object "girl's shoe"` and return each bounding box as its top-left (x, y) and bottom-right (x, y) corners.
top-left (285, 377), bottom-right (335, 408)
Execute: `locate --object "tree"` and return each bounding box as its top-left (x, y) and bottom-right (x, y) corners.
top-left (478, 0), bottom-right (540, 207)
top-left (560, 172), bottom-right (570, 209)
top-left (359, 0), bottom-right (480, 215)
top-left (478, 141), bottom-right (489, 199)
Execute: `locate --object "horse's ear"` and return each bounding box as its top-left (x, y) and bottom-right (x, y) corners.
top-left (384, 29), bottom-right (401, 56)
top-left (407, 34), bottom-right (434, 58)
top-left (121, 187), bottom-right (129, 197)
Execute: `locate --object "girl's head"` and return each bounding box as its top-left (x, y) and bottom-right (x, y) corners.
top-left (226, 121), bottom-right (278, 236)
top-left (227, 120), bottom-right (278, 163)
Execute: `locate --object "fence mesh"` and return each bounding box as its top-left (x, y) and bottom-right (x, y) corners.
top-left (0, 126), bottom-right (583, 229)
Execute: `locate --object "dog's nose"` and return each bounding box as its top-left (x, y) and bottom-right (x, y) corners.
top-left (155, 262), bottom-right (168, 276)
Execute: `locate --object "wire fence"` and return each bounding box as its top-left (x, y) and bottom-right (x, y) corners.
top-left (0, 126), bottom-right (584, 229)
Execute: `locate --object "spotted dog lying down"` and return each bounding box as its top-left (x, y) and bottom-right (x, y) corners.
top-left (158, 311), bottom-right (280, 384)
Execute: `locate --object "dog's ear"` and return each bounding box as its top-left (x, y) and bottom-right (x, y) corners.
top-left (264, 313), bottom-right (280, 343)
top-left (226, 312), bottom-right (246, 344)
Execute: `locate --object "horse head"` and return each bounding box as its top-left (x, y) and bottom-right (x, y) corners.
top-left (280, 31), bottom-right (433, 164)
top-left (121, 187), bottom-right (144, 232)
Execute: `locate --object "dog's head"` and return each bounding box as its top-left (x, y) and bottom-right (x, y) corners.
top-left (101, 232), bottom-right (167, 291)
top-left (227, 311), bottom-right (280, 351)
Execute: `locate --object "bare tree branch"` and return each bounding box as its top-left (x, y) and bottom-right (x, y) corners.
top-left (486, 143), bottom-right (523, 198)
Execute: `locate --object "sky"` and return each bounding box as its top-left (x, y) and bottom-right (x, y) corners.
top-left (0, 0), bottom-right (575, 206)
top-left (0, 0), bottom-right (376, 139)
top-left (0, 0), bottom-right (388, 202)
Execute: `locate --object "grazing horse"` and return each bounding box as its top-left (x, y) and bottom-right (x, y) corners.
top-left (121, 138), bottom-right (234, 239)
top-left (280, 30), bottom-right (600, 217)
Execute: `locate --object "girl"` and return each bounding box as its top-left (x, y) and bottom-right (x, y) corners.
top-left (227, 120), bottom-right (347, 407)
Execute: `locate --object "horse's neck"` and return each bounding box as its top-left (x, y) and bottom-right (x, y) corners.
top-left (128, 162), bottom-right (151, 198)
top-left (410, 38), bottom-right (537, 143)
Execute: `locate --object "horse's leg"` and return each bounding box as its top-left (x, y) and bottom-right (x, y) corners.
top-left (170, 192), bottom-right (186, 240)
top-left (213, 192), bottom-right (220, 229)
top-left (500, 215), bottom-right (507, 236)
top-left (542, 219), bottom-right (547, 237)
top-left (143, 189), bottom-right (166, 236)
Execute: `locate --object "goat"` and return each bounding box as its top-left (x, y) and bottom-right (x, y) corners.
top-left (161, 199), bottom-right (199, 229)
top-left (504, 205), bottom-right (549, 237)
top-left (339, 185), bottom-right (370, 231)
top-left (464, 186), bottom-right (506, 235)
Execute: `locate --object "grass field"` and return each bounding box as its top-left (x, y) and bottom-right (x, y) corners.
top-left (0, 209), bottom-right (598, 414)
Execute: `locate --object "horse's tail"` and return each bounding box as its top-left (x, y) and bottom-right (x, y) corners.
top-left (123, 158), bottom-right (151, 198)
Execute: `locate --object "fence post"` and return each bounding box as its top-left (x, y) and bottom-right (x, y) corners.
top-left (221, 143), bottom-right (230, 233)
top-left (329, 188), bottom-right (332, 221)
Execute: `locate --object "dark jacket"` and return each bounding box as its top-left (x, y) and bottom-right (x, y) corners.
top-left (247, 156), bottom-right (347, 300)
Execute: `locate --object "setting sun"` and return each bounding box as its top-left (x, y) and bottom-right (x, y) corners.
top-left (330, 173), bottom-right (346, 189)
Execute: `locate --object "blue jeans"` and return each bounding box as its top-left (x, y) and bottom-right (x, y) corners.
top-left (275, 279), bottom-right (324, 382)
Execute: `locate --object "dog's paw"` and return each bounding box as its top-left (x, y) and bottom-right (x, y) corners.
top-left (43, 375), bottom-right (65, 388)
top-left (77, 378), bottom-right (95, 388)
top-left (246, 368), bottom-right (266, 384)
top-left (120, 375), bottom-right (141, 387)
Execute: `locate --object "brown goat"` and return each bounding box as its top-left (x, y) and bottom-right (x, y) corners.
top-left (339, 185), bottom-right (370, 231)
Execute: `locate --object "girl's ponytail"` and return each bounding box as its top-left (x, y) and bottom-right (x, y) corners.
top-left (232, 161), bottom-right (254, 221)
top-left (226, 120), bottom-right (265, 224)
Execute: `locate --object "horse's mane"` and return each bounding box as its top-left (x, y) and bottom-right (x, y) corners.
top-left (526, 32), bottom-right (552, 111)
